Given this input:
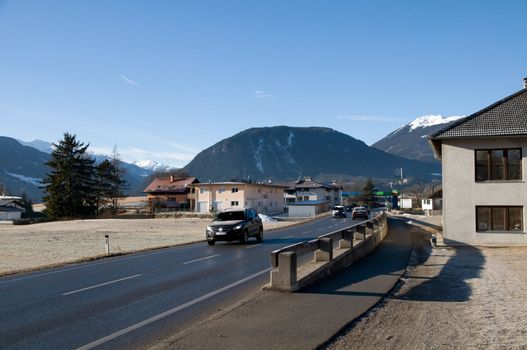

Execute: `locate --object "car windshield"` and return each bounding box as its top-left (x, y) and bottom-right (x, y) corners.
top-left (216, 211), bottom-right (245, 221)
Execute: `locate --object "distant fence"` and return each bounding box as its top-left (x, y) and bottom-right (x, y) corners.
top-left (268, 212), bottom-right (388, 292)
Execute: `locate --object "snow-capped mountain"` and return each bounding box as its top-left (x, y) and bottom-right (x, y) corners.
top-left (133, 160), bottom-right (175, 172)
top-left (184, 126), bottom-right (440, 181)
top-left (0, 136), bottom-right (161, 201)
top-left (372, 115), bottom-right (465, 162)
top-left (408, 115), bottom-right (465, 131)
top-left (17, 139), bottom-right (54, 154)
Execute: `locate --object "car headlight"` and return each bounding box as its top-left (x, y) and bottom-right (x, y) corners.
top-left (234, 224), bottom-right (243, 230)
top-left (206, 226), bottom-right (213, 232)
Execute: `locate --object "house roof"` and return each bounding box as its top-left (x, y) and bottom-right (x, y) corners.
top-left (287, 200), bottom-right (329, 206)
top-left (0, 205), bottom-right (24, 212)
top-left (192, 181), bottom-right (288, 189)
top-left (0, 199), bottom-right (24, 207)
top-left (143, 177), bottom-right (199, 194)
top-left (285, 178), bottom-right (342, 191)
top-left (430, 87), bottom-right (527, 158)
top-left (431, 88), bottom-right (527, 139)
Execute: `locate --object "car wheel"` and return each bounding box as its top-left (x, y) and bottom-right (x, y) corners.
top-left (241, 229), bottom-right (249, 243)
top-left (256, 227), bottom-right (263, 242)
top-left (207, 240), bottom-right (215, 246)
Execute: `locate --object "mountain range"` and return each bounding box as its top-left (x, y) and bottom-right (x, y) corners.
top-left (372, 115), bottom-right (464, 162)
top-left (1, 116), bottom-right (455, 201)
top-left (184, 126), bottom-right (440, 182)
top-left (0, 137), bottom-right (156, 201)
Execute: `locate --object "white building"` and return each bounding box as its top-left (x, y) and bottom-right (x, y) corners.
top-left (0, 196), bottom-right (25, 220)
top-left (284, 177), bottom-right (342, 207)
top-left (192, 182), bottom-right (287, 215)
top-left (430, 79), bottom-right (527, 245)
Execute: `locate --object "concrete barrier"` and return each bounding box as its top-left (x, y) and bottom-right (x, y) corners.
top-left (268, 212), bottom-right (388, 292)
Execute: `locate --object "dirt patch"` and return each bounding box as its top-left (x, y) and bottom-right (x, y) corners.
top-left (0, 218), bottom-right (297, 275)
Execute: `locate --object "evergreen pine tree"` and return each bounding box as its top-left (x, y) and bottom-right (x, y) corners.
top-left (42, 133), bottom-right (97, 217)
top-left (108, 146), bottom-right (127, 216)
top-left (359, 178), bottom-right (377, 207)
top-left (94, 153), bottom-right (127, 216)
top-left (20, 192), bottom-right (34, 213)
top-left (94, 160), bottom-right (113, 215)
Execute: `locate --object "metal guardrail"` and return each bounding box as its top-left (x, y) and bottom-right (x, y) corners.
top-left (268, 212), bottom-right (388, 292)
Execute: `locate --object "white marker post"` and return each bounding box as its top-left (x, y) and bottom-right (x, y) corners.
top-left (105, 234), bottom-right (110, 255)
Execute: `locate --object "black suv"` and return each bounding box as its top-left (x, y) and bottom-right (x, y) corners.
top-left (206, 208), bottom-right (263, 245)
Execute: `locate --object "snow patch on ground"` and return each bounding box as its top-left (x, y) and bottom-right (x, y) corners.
top-left (409, 115), bottom-right (464, 131)
top-left (258, 214), bottom-right (276, 222)
top-left (4, 171), bottom-right (42, 186)
top-left (273, 139), bottom-right (297, 166)
top-left (254, 138), bottom-right (264, 173)
top-left (287, 131), bottom-right (295, 147)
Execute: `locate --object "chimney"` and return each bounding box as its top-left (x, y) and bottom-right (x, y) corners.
top-left (524, 77), bottom-right (527, 89)
top-left (170, 175), bottom-right (174, 182)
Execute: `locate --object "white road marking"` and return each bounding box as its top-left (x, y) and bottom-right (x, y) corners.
top-left (245, 244), bottom-right (263, 249)
top-left (75, 268), bottom-right (272, 350)
top-left (62, 274), bottom-right (142, 296)
top-left (183, 254), bottom-right (221, 265)
top-left (283, 235), bottom-right (295, 239)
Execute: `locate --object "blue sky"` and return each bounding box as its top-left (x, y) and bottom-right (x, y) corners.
top-left (1, 0), bottom-right (526, 167)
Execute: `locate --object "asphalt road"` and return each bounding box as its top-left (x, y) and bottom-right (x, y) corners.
top-left (0, 213), bottom-right (367, 350)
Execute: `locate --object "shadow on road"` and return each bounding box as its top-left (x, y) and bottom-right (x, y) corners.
top-left (392, 233), bottom-right (485, 303)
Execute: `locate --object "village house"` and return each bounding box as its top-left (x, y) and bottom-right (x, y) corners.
top-left (0, 196), bottom-right (25, 220)
top-left (430, 78), bottom-right (527, 245)
top-left (421, 188), bottom-right (443, 216)
top-left (143, 176), bottom-right (200, 211)
top-left (284, 177), bottom-right (343, 207)
top-left (191, 182), bottom-right (287, 215)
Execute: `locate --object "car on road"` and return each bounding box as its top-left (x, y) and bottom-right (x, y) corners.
top-left (331, 205), bottom-right (347, 218)
top-left (352, 206), bottom-right (369, 220)
top-left (206, 208), bottom-right (263, 245)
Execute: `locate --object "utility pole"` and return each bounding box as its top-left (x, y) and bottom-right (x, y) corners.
top-left (400, 168), bottom-right (404, 210)
top-left (395, 168), bottom-right (405, 210)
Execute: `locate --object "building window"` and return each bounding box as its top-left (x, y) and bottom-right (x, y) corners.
top-left (476, 206), bottom-right (523, 232)
top-left (200, 188), bottom-right (207, 194)
top-left (232, 187), bottom-right (239, 193)
top-left (231, 201), bottom-right (239, 206)
top-left (475, 148), bottom-right (522, 181)
top-left (218, 188), bottom-right (225, 193)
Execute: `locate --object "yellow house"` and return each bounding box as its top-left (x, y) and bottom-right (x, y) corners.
top-left (192, 182), bottom-right (287, 215)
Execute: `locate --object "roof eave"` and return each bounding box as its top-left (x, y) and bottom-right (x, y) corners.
top-left (429, 138), bottom-right (442, 160)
